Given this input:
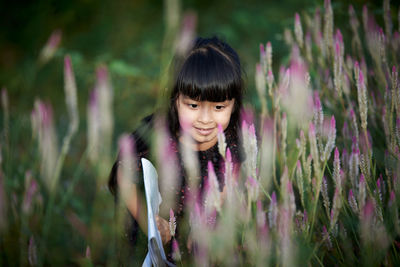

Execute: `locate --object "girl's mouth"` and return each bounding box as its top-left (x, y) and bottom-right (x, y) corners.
top-left (195, 127), bottom-right (214, 136)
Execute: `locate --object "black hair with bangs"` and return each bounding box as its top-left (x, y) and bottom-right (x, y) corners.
top-left (168, 36), bottom-right (244, 136)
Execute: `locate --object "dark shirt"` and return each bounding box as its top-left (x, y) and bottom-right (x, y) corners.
top-left (109, 114), bottom-right (243, 261)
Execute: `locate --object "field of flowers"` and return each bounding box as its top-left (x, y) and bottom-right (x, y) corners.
top-left (1, 0), bottom-right (400, 266)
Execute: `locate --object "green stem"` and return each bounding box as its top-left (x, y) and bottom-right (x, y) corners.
top-left (307, 160), bottom-right (327, 241)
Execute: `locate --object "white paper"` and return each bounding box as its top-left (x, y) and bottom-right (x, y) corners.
top-left (141, 158), bottom-right (175, 267)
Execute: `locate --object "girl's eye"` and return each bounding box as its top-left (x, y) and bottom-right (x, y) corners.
top-left (188, 104), bottom-right (198, 109)
top-left (215, 105), bottom-right (225, 110)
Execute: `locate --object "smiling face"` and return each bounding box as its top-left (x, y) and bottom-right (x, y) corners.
top-left (176, 94), bottom-right (235, 151)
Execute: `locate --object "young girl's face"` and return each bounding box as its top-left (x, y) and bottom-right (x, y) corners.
top-left (176, 94), bottom-right (235, 151)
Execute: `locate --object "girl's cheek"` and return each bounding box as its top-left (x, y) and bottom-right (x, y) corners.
top-left (178, 115), bottom-right (192, 132)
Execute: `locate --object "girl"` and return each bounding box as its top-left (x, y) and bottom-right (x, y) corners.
top-left (108, 36), bottom-right (245, 262)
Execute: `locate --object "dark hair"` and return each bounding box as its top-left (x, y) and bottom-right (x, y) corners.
top-left (168, 36), bottom-right (244, 136)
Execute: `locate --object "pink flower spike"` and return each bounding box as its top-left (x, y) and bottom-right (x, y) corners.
top-left (295, 13), bottom-right (300, 23)
top-left (217, 123), bottom-right (223, 133)
top-left (169, 208), bottom-right (176, 237)
top-left (335, 41), bottom-right (340, 56)
top-left (172, 239), bottom-right (181, 261)
top-left (393, 66), bottom-right (396, 74)
top-left (309, 122), bottom-right (315, 135)
top-left (249, 123), bottom-right (256, 136)
top-left (85, 245), bottom-right (91, 259)
top-left (297, 160), bottom-right (301, 169)
top-left (360, 173), bottom-right (365, 184)
top-left (260, 44), bottom-right (265, 57)
top-left (334, 147), bottom-right (339, 161)
top-left (336, 29), bottom-right (343, 44)
top-left (359, 69), bottom-right (364, 85)
top-left (271, 191), bottom-right (277, 203)
top-left (226, 148), bottom-right (232, 163)
top-left (363, 199), bottom-right (374, 219)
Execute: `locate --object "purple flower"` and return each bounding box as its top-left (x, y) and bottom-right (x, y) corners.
top-left (169, 208), bottom-right (176, 237)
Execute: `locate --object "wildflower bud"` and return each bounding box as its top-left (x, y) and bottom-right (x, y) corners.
top-left (28, 236), bottom-right (37, 266)
top-left (169, 208), bottom-right (176, 237)
top-left (323, 116), bottom-right (336, 162)
top-left (294, 13), bottom-right (304, 48)
top-left (256, 200), bottom-right (266, 230)
top-left (64, 55), bottom-right (79, 133)
top-left (204, 161), bottom-right (221, 212)
top-left (321, 176), bottom-right (330, 217)
top-left (39, 29), bottom-right (62, 64)
top-left (322, 225), bottom-right (332, 250)
top-left (357, 69), bottom-right (368, 130)
top-left (330, 188), bottom-right (341, 228)
top-left (172, 239), bottom-right (181, 261)
top-left (85, 245), bottom-right (91, 259)
top-left (348, 189), bottom-right (358, 214)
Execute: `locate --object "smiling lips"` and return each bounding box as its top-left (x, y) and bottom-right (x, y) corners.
top-left (194, 127), bottom-right (214, 136)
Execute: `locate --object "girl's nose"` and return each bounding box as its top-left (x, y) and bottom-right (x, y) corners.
top-left (198, 107), bottom-right (213, 124)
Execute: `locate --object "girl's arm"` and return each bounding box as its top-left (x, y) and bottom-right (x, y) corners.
top-left (117, 168), bottom-right (171, 244)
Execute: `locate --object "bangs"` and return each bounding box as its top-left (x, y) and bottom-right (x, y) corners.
top-left (175, 48), bottom-right (242, 102)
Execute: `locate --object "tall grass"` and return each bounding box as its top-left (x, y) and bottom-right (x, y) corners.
top-left (1, 0), bottom-right (400, 266)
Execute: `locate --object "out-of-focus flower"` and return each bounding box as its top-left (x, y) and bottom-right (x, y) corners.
top-left (322, 225), bottom-right (332, 250)
top-left (268, 191), bottom-right (278, 229)
top-left (217, 124), bottom-right (226, 158)
top-left (204, 161), bottom-right (221, 212)
top-left (246, 176), bottom-right (259, 202)
top-left (357, 69), bottom-right (368, 131)
top-left (28, 236), bottom-right (37, 266)
top-left (172, 238), bottom-right (181, 261)
top-left (358, 174), bottom-right (366, 213)
top-left (322, 116), bottom-right (336, 162)
top-left (64, 55), bottom-right (79, 134)
top-left (321, 176), bottom-right (330, 217)
top-left (117, 134), bottom-right (136, 204)
top-left (330, 188), bottom-right (341, 228)
top-left (242, 121), bottom-right (258, 180)
top-left (22, 171), bottom-right (38, 215)
top-left (32, 100), bottom-right (59, 192)
top-left (175, 11), bottom-right (197, 56)
top-left (87, 66), bottom-right (113, 165)
top-left (85, 245), bottom-right (91, 259)
top-left (39, 29), bottom-right (62, 64)
top-left (155, 117), bottom-right (179, 210)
